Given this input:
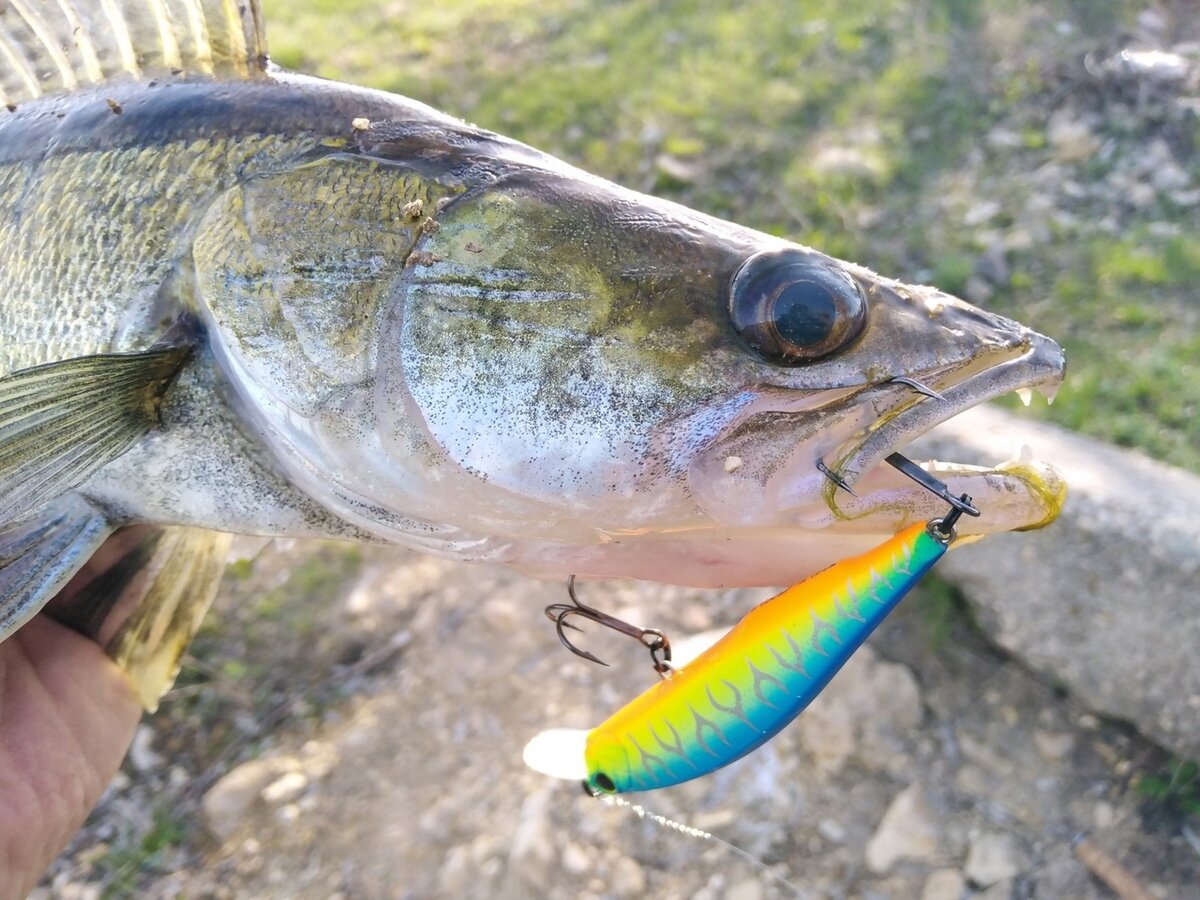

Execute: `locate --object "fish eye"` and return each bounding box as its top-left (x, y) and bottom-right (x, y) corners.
top-left (729, 250), bottom-right (868, 364)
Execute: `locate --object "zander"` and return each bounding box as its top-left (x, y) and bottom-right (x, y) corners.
top-left (0, 0), bottom-right (1064, 707)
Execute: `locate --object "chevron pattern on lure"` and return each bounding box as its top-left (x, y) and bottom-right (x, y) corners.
top-left (524, 520), bottom-right (952, 794)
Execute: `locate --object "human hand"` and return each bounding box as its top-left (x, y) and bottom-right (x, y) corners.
top-left (0, 552), bottom-right (142, 898)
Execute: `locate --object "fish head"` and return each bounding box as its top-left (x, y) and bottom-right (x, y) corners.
top-left (196, 130), bottom-right (1064, 586)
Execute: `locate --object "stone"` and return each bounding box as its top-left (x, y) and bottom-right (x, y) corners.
top-left (799, 647), bottom-right (922, 776)
top-left (1092, 801), bottom-right (1115, 829)
top-left (561, 842), bottom-right (591, 875)
top-left (260, 771), bottom-right (309, 806)
top-left (964, 832), bottom-right (1027, 887)
top-left (127, 725), bottom-right (164, 773)
top-left (202, 758), bottom-right (278, 840)
top-left (865, 783), bottom-right (940, 874)
top-left (610, 857), bottom-right (647, 896)
top-left (817, 818), bottom-right (846, 844)
top-left (1033, 730), bottom-right (1075, 762)
top-left (726, 878), bottom-right (764, 900)
top-left (1046, 110), bottom-right (1099, 162)
top-left (975, 878), bottom-right (1014, 899)
top-left (508, 788), bottom-right (556, 868)
top-left (912, 406), bottom-right (1200, 760)
top-left (920, 868), bottom-right (966, 900)
top-left (1031, 845), bottom-right (1105, 900)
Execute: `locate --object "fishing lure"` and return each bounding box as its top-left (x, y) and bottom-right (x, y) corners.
top-left (525, 471), bottom-right (971, 795)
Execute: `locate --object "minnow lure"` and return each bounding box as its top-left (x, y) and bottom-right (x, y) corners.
top-left (525, 505), bottom-right (963, 795)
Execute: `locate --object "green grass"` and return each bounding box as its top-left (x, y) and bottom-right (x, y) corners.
top-left (96, 807), bottom-right (189, 899)
top-left (1137, 757), bottom-right (1200, 818)
top-left (909, 574), bottom-right (982, 650)
top-left (259, 0), bottom-right (1198, 474)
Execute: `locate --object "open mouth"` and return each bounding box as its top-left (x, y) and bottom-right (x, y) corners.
top-left (821, 330), bottom-right (1067, 533)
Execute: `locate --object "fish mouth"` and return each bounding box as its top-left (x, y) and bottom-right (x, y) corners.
top-left (822, 329), bottom-right (1067, 532)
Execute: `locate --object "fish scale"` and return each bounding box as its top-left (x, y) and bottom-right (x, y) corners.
top-left (0, 132), bottom-right (311, 375)
top-left (583, 523), bottom-right (946, 792)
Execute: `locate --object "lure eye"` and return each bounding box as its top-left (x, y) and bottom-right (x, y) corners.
top-left (729, 249), bottom-right (867, 364)
top-left (591, 772), bottom-right (617, 794)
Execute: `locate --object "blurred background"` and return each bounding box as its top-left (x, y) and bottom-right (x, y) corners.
top-left (39, 1), bottom-right (1198, 897)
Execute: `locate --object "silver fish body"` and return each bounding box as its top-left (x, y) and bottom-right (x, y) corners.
top-left (2, 69), bottom-right (1065, 585)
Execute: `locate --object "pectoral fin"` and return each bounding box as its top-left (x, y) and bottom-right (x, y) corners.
top-left (0, 345), bottom-right (191, 530)
top-left (0, 495), bottom-right (113, 641)
top-left (48, 526), bottom-right (233, 711)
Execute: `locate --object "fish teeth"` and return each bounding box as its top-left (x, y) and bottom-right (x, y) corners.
top-left (1016, 387), bottom-right (1033, 407)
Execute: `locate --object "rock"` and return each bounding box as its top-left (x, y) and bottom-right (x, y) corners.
top-left (964, 832), bottom-right (1028, 887)
top-left (726, 878), bottom-right (764, 900)
top-left (436, 846), bottom-right (472, 896)
top-left (920, 868), bottom-right (966, 900)
top-left (963, 200), bottom-right (1002, 227)
top-left (299, 740), bottom-right (340, 780)
top-left (799, 647), bottom-right (922, 776)
top-left (508, 788), bottom-right (556, 868)
top-left (202, 758), bottom-right (279, 840)
top-left (865, 783), bottom-right (940, 874)
top-left (654, 153), bottom-right (701, 184)
top-left (1046, 110), bottom-right (1099, 162)
top-left (1031, 845), bottom-right (1106, 900)
top-left (1093, 801), bottom-right (1116, 830)
top-left (975, 878), bottom-right (1014, 899)
top-left (561, 842), bottom-right (591, 875)
top-left (261, 771), bottom-right (309, 806)
top-left (1033, 730), bottom-right (1075, 762)
top-left (817, 818), bottom-right (846, 844)
top-left (912, 406), bottom-right (1200, 759)
top-left (128, 724), bottom-right (163, 773)
top-left (610, 857), bottom-right (647, 896)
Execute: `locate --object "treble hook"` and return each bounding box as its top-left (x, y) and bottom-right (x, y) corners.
top-left (545, 576), bottom-right (673, 676)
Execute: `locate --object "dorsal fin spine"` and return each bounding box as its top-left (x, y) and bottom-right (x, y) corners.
top-left (10, 0), bottom-right (78, 89)
top-left (219, 0), bottom-right (247, 62)
top-left (0, 32), bottom-right (39, 99)
top-left (98, 0), bottom-right (141, 76)
top-left (146, 0), bottom-right (184, 71)
top-left (179, 0), bottom-right (215, 72)
top-left (53, 0), bottom-right (105, 83)
top-left (0, 1), bottom-right (267, 103)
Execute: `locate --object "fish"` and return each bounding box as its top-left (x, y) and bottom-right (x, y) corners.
top-left (524, 518), bottom-right (952, 793)
top-left (0, 0), bottom-right (1065, 708)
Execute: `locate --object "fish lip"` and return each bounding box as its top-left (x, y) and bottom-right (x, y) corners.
top-left (829, 328), bottom-right (1066, 498)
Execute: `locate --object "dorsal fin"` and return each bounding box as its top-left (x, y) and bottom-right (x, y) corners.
top-left (0, 0), bottom-right (268, 105)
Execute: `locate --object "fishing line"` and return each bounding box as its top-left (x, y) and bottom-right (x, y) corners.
top-left (603, 795), bottom-right (811, 898)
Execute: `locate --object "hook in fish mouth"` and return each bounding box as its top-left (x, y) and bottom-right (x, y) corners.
top-left (818, 451), bottom-right (981, 517)
top-left (817, 374), bottom-right (974, 511)
top-left (807, 329), bottom-right (1064, 533)
top-left (888, 375), bottom-right (945, 401)
top-left (816, 459), bottom-right (856, 497)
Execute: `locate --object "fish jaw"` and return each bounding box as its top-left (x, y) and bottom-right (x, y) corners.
top-left (686, 279), bottom-right (1067, 538)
